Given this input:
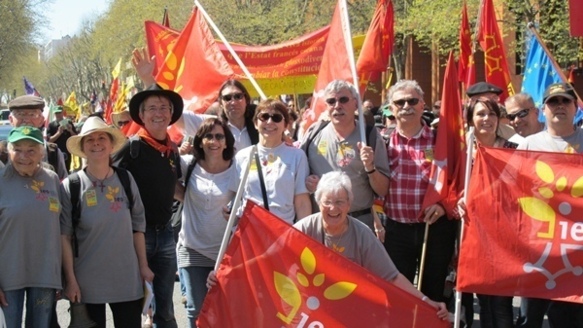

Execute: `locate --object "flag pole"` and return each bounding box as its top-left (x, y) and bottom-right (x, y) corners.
top-left (214, 145), bottom-right (257, 271)
top-left (194, 0), bottom-right (267, 100)
top-left (528, 22), bottom-right (583, 106)
top-left (417, 223), bottom-right (430, 291)
top-left (453, 127), bottom-right (474, 328)
top-left (339, 0), bottom-right (367, 145)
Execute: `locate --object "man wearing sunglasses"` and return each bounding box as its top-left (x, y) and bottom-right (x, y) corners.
top-left (382, 80), bottom-right (457, 305)
top-left (517, 84), bottom-right (583, 326)
top-left (301, 80), bottom-right (390, 236)
top-left (505, 93), bottom-right (544, 138)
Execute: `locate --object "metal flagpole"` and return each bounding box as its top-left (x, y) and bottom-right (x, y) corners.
top-left (338, 0), bottom-right (367, 145)
top-left (453, 127), bottom-right (474, 328)
top-left (214, 145), bottom-right (257, 271)
top-left (194, 0), bottom-right (267, 100)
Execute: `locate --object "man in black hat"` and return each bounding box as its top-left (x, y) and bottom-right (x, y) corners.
top-left (47, 106), bottom-right (77, 171)
top-left (8, 95), bottom-right (68, 179)
top-left (113, 85), bottom-right (183, 328)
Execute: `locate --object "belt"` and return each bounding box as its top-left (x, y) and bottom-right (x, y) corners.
top-left (147, 223), bottom-right (169, 231)
top-left (348, 208), bottom-right (370, 218)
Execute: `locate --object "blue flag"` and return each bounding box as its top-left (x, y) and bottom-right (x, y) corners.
top-left (521, 37), bottom-right (583, 124)
top-left (23, 76), bottom-right (40, 97)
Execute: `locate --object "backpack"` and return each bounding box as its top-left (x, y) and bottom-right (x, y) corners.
top-left (300, 121), bottom-right (377, 161)
top-left (69, 167), bottom-right (134, 257)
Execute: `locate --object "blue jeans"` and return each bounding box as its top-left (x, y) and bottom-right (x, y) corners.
top-left (145, 224), bottom-right (178, 328)
top-left (3, 287), bottom-right (56, 328)
top-left (180, 266), bottom-right (213, 328)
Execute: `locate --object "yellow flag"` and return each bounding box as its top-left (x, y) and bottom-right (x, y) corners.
top-left (112, 58), bottom-right (122, 80)
top-left (65, 91), bottom-right (79, 115)
top-left (113, 82), bottom-right (130, 113)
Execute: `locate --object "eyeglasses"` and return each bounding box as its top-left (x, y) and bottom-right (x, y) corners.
top-left (507, 108), bottom-right (531, 121)
top-left (546, 97), bottom-right (573, 106)
top-left (144, 106), bottom-right (171, 113)
top-left (325, 96), bottom-right (351, 106)
top-left (221, 93), bottom-right (244, 102)
top-left (392, 98), bottom-right (420, 108)
top-left (321, 199), bottom-right (349, 208)
top-left (203, 133), bottom-right (226, 141)
top-left (12, 111), bottom-right (42, 119)
top-left (258, 113), bottom-right (284, 123)
top-left (117, 120), bottom-right (130, 127)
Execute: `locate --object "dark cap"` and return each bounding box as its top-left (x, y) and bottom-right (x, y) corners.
top-left (129, 84), bottom-right (183, 126)
top-left (466, 82), bottom-right (503, 97)
top-left (8, 95), bottom-right (45, 111)
top-left (543, 83), bottom-right (576, 104)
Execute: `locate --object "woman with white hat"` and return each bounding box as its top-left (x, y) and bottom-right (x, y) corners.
top-left (60, 117), bottom-right (154, 327)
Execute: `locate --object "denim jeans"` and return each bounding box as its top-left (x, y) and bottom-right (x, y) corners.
top-left (180, 266), bottom-right (213, 328)
top-left (383, 217), bottom-right (456, 302)
top-left (145, 224), bottom-right (178, 328)
top-left (477, 294), bottom-right (514, 328)
top-left (3, 287), bottom-right (56, 328)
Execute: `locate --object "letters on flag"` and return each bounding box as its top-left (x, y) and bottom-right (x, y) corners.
top-left (457, 146), bottom-right (583, 303)
top-left (198, 201), bottom-right (449, 327)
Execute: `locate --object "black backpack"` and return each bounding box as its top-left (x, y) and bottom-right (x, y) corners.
top-left (68, 167), bottom-right (134, 257)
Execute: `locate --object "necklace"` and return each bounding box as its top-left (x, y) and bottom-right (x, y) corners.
top-left (86, 167), bottom-right (112, 192)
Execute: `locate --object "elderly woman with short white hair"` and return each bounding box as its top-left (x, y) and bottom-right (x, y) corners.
top-left (294, 171), bottom-right (449, 321)
top-left (0, 126), bottom-right (62, 327)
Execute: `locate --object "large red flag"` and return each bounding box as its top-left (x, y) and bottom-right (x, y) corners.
top-left (457, 146), bottom-right (583, 303)
top-left (356, 0), bottom-right (394, 94)
top-left (155, 8), bottom-right (234, 114)
top-left (198, 201), bottom-right (449, 327)
top-left (302, 0), bottom-right (355, 133)
top-left (477, 0), bottom-right (514, 102)
top-left (421, 52), bottom-right (466, 218)
top-left (458, 0), bottom-right (475, 87)
top-left (145, 21), bottom-right (179, 77)
top-left (569, 0), bottom-right (583, 37)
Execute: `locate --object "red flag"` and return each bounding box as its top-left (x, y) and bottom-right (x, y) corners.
top-left (457, 146), bottom-right (583, 303)
top-left (104, 78), bottom-right (119, 125)
top-left (569, 0), bottom-right (583, 37)
top-left (302, 0), bottom-right (355, 133)
top-left (198, 201), bottom-right (449, 327)
top-left (477, 0), bottom-right (514, 102)
top-left (458, 0), bottom-right (475, 87)
top-left (356, 0), bottom-right (394, 93)
top-left (421, 52), bottom-right (466, 218)
top-left (145, 21), bottom-right (179, 76)
top-left (156, 8), bottom-right (233, 114)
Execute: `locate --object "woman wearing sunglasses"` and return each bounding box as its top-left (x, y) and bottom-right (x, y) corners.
top-left (175, 118), bottom-right (236, 327)
top-left (231, 99), bottom-right (312, 224)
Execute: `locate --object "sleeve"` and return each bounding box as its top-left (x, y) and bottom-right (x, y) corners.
top-left (294, 150), bottom-right (310, 195)
top-left (360, 226), bottom-right (399, 281)
top-left (59, 178), bottom-right (74, 236)
top-left (179, 154), bottom-right (194, 181)
top-left (183, 112), bottom-right (216, 136)
top-left (46, 122), bottom-right (57, 137)
top-left (56, 148), bottom-right (68, 179)
top-left (127, 171), bottom-right (146, 233)
top-left (112, 140), bottom-right (131, 168)
top-left (517, 139), bottom-right (528, 150)
top-left (372, 128), bottom-right (390, 178)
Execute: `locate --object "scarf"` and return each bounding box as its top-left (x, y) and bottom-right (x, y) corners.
top-left (137, 128), bottom-right (174, 158)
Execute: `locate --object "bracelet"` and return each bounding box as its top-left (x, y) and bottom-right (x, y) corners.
top-left (365, 167), bottom-right (376, 174)
top-left (375, 228), bottom-right (385, 233)
top-left (421, 295), bottom-right (428, 302)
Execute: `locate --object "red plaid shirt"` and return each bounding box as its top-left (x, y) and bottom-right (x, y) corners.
top-left (384, 125), bottom-right (435, 223)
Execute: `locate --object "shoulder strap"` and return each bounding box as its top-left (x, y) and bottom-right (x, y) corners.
top-left (129, 136), bottom-right (140, 159)
top-left (112, 166), bottom-right (134, 213)
top-left (183, 159), bottom-right (198, 192)
top-left (254, 151), bottom-right (269, 210)
top-left (300, 120), bottom-right (330, 160)
top-left (69, 172), bottom-right (81, 257)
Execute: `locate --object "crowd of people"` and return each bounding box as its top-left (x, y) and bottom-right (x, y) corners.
top-left (1, 50), bottom-right (582, 328)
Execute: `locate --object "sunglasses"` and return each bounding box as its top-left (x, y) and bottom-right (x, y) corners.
top-left (507, 108), bottom-right (531, 121)
top-left (203, 133), bottom-right (226, 141)
top-left (325, 96), bottom-right (351, 106)
top-left (392, 98), bottom-right (420, 108)
top-left (117, 120), bottom-right (130, 127)
top-left (546, 97), bottom-right (573, 106)
top-left (258, 113), bottom-right (284, 123)
top-left (221, 93), bottom-right (244, 102)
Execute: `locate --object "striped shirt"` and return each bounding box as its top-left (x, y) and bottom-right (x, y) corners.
top-left (384, 125), bottom-right (435, 223)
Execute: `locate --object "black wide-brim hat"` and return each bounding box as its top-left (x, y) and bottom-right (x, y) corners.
top-left (129, 84), bottom-right (183, 126)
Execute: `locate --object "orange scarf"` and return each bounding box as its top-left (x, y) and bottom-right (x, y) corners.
top-left (137, 128), bottom-right (174, 157)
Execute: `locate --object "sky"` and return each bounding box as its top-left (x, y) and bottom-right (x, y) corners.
top-left (43, 0), bottom-right (110, 43)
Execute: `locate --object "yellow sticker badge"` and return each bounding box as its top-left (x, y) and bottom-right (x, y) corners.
top-left (317, 140), bottom-right (328, 156)
top-left (424, 149), bottom-right (434, 162)
top-left (49, 197), bottom-right (60, 212)
top-left (86, 189), bottom-right (98, 207)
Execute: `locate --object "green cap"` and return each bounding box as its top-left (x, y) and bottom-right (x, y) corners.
top-left (7, 126), bottom-right (44, 145)
top-left (381, 104), bottom-right (394, 117)
top-left (53, 106), bottom-right (63, 113)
